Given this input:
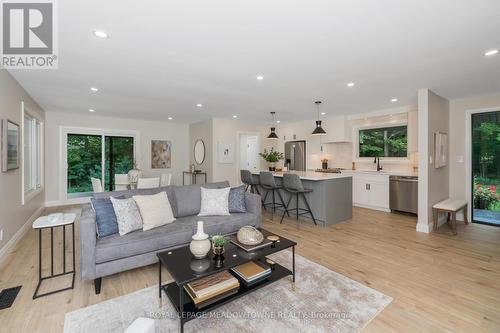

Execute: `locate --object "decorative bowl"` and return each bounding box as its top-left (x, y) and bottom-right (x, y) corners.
top-left (237, 226), bottom-right (264, 245)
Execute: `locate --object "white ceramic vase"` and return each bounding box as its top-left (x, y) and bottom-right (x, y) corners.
top-left (189, 221), bottom-right (211, 259)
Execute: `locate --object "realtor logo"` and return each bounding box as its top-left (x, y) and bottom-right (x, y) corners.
top-left (1, 0), bottom-right (58, 69)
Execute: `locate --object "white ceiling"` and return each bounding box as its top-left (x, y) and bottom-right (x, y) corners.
top-left (8, 0), bottom-right (500, 123)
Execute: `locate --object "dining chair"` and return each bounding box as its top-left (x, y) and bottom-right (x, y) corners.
top-left (114, 174), bottom-right (129, 191)
top-left (160, 173), bottom-right (172, 186)
top-left (91, 177), bottom-right (103, 193)
top-left (137, 177), bottom-right (160, 189)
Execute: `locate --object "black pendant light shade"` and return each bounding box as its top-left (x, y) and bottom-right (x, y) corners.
top-left (311, 101), bottom-right (327, 136)
top-left (267, 127), bottom-right (279, 139)
top-left (312, 120), bottom-right (327, 135)
top-left (267, 112), bottom-right (278, 139)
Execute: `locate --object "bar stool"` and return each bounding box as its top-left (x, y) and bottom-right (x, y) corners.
top-left (259, 171), bottom-right (290, 218)
top-left (280, 173), bottom-right (317, 225)
top-left (240, 170), bottom-right (261, 195)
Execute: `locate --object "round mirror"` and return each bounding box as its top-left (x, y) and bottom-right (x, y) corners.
top-left (194, 139), bottom-right (205, 165)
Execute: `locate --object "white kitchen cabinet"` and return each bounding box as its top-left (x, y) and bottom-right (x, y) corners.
top-left (351, 173), bottom-right (390, 212)
top-left (323, 115), bottom-right (351, 142)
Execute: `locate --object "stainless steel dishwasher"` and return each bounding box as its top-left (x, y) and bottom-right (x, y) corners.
top-left (389, 175), bottom-right (418, 214)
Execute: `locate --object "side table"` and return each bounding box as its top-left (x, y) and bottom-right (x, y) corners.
top-left (32, 213), bottom-right (76, 299)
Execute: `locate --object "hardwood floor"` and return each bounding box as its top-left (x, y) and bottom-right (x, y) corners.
top-left (1, 205), bottom-right (500, 332)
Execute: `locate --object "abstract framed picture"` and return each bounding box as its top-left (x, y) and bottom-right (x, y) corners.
top-left (2, 119), bottom-right (20, 172)
top-left (434, 131), bottom-right (447, 169)
top-left (151, 140), bottom-right (171, 168)
top-left (217, 141), bottom-right (234, 164)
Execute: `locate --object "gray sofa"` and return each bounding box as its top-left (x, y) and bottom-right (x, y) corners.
top-left (80, 181), bottom-right (262, 294)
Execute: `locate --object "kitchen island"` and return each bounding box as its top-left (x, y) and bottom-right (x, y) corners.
top-left (251, 171), bottom-right (352, 225)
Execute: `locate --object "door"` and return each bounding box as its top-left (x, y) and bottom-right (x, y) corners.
top-left (240, 134), bottom-right (259, 172)
top-left (471, 111), bottom-right (500, 226)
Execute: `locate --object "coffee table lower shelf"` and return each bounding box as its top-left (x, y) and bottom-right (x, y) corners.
top-left (161, 264), bottom-right (292, 326)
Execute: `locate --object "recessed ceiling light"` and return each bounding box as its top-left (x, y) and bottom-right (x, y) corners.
top-left (391, 98), bottom-right (398, 103)
top-left (167, 117), bottom-right (173, 120)
top-left (93, 30), bottom-right (109, 39)
top-left (321, 112), bottom-right (326, 115)
top-left (276, 120), bottom-right (281, 124)
top-left (484, 49), bottom-right (498, 56)
top-left (232, 115), bottom-right (238, 118)
top-left (88, 109), bottom-right (95, 112)
top-left (347, 82), bottom-right (355, 87)
top-left (256, 75), bottom-right (264, 80)
top-left (90, 87), bottom-right (99, 92)
top-left (196, 103), bottom-right (203, 108)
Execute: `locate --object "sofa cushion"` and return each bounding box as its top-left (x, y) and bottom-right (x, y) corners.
top-left (198, 187), bottom-right (230, 216)
top-left (91, 195), bottom-right (124, 238)
top-left (95, 221), bottom-right (193, 263)
top-left (133, 192), bottom-right (176, 231)
top-left (228, 185), bottom-right (246, 213)
top-left (110, 197), bottom-right (143, 236)
top-left (177, 213), bottom-right (258, 236)
top-left (173, 181), bottom-right (230, 218)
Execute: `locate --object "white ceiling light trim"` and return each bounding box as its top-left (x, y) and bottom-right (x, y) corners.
top-left (256, 75), bottom-right (264, 80)
top-left (90, 87), bottom-right (99, 92)
top-left (196, 103), bottom-right (203, 107)
top-left (93, 30), bottom-right (109, 39)
top-left (347, 82), bottom-right (355, 87)
top-left (88, 108), bottom-right (95, 112)
top-left (391, 98), bottom-right (398, 103)
top-left (484, 49), bottom-right (498, 56)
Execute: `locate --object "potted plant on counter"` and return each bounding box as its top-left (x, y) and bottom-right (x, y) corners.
top-left (259, 148), bottom-right (284, 171)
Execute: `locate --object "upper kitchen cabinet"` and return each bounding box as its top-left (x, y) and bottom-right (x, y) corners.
top-left (323, 115), bottom-right (351, 143)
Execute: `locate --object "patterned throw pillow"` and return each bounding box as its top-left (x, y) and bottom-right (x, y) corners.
top-left (228, 185), bottom-right (246, 213)
top-left (198, 187), bottom-right (231, 216)
top-left (110, 197), bottom-right (143, 235)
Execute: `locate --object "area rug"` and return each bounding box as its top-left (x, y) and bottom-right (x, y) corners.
top-left (64, 252), bottom-right (392, 333)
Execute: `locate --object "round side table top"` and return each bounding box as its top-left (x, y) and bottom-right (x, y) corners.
top-left (33, 213), bottom-right (77, 229)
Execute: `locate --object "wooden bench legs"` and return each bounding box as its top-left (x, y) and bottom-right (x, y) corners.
top-left (433, 205), bottom-right (468, 235)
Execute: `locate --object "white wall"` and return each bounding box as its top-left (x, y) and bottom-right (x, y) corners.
top-left (449, 92), bottom-right (500, 202)
top-left (0, 70), bottom-right (45, 256)
top-left (44, 111), bottom-right (189, 203)
top-left (417, 89), bottom-right (450, 232)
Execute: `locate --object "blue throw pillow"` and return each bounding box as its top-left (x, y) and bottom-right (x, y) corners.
top-left (228, 185), bottom-right (246, 213)
top-left (91, 196), bottom-right (124, 238)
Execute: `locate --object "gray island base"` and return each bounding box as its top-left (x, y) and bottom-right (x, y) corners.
top-left (251, 171), bottom-right (353, 225)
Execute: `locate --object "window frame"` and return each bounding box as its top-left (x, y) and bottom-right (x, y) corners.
top-left (22, 102), bottom-right (44, 204)
top-left (353, 119), bottom-right (410, 163)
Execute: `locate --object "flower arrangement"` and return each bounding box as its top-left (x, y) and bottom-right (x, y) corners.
top-left (473, 177), bottom-right (500, 210)
top-left (259, 148), bottom-right (284, 171)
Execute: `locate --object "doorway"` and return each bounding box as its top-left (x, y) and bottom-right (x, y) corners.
top-left (239, 134), bottom-right (260, 173)
top-left (471, 110), bottom-right (500, 226)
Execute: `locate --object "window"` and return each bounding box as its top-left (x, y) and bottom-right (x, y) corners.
top-left (358, 125), bottom-right (407, 158)
top-left (23, 113), bottom-right (43, 198)
top-left (66, 133), bottom-right (135, 196)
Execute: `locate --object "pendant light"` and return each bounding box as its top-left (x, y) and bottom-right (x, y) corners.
top-left (311, 101), bottom-right (326, 136)
top-left (267, 112), bottom-right (279, 139)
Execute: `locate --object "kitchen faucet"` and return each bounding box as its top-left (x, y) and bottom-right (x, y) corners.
top-left (374, 156), bottom-right (383, 171)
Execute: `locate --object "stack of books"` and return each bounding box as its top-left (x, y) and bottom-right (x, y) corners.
top-left (231, 261), bottom-right (271, 286)
top-left (184, 271), bottom-right (239, 308)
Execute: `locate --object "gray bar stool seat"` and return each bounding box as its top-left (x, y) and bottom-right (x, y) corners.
top-left (281, 173), bottom-right (317, 225)
top-left (240, 170), bottom-right (261, 195)
top-left (259, 171), bottom-right (290, 217)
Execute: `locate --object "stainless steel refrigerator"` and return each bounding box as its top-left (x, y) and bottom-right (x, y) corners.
top-left (284, 140), bottom-right (306, 171)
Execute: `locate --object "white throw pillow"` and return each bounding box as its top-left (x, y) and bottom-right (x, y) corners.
top-left (110, 197), bottom-right (143, 235)
top-left (133, 192), bottom-right (176, 231)
top-left (198, 187), bottom-right (231, 216)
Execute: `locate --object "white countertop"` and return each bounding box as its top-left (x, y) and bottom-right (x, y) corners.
top-left (340, 169), bottom-right (418, 177)
top-left (251, 170), bottom-right (353, 181)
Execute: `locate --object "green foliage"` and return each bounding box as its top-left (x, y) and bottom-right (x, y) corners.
top-left (473, 176), bottom-right (500, 210)
top-left (67, 135), bottom-right (134, 193)
top-left (211, 234), bottom-right (228, 247)
top-left (259, 147), bottom-right (284, 163)
top-left (472, 121), bottom-right (500, 179)
top-left (359, 126), bottom-right (407, 157)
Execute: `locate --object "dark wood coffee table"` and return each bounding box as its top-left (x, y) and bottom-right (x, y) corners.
top-left (157, 229), bottom-right (296, 333)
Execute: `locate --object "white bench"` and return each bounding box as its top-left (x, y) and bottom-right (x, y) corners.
top-left (432, 199), bottom-right (469, 234)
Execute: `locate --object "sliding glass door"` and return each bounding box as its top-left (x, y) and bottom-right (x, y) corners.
top-left (67, 133), bottom-right (134, 196)
top-left (471, 111), bottom-right (500, 226)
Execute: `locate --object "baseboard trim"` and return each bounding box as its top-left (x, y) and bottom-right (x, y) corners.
top-left (0, 205), bottom-right (44, 264)
top-left (353, 203), bottom-right (391, 213)
top-left (45, 197), bottom-right (90, 207)
top-left (416, 222), bottom-right (431, 233)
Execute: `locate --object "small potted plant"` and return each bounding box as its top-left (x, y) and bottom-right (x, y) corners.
top-left (321, 158), bottom-right (328, 170)
top-left (211, 234), bottom-right (228, 256)
top-left (259, 148), bottom-right (284, 171)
